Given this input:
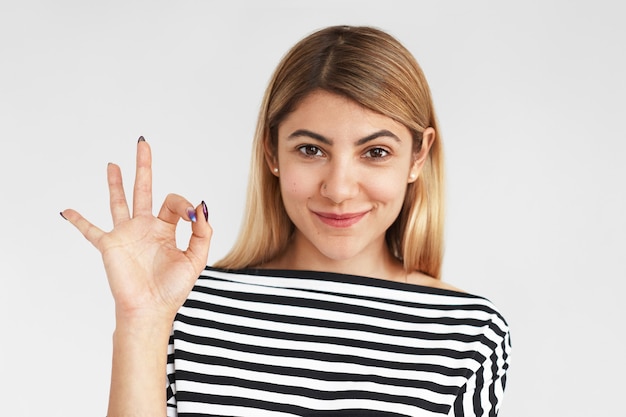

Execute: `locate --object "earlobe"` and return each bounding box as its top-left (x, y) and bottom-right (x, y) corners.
top-left (269, 163), bottom-right (279, 177)
top-left (263, 138), bottom-right (279, 177)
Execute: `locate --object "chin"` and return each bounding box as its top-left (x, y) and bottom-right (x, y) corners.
top-left (314, 242), bottom-right (366, 263)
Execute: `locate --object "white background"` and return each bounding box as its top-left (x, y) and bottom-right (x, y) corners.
top-left (1, 1), bottom-right (624, 416)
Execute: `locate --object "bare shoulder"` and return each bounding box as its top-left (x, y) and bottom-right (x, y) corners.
top-left (406, 271), bottom-right (466, 293)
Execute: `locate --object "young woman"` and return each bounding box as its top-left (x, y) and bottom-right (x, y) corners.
top-left (62, 26), bottom-right (511, 417)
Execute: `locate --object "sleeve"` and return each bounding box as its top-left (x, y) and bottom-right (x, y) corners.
top-left (166, 330), bottom-right (178, 417)
top-left (448, 312), bottom-right (512, 417)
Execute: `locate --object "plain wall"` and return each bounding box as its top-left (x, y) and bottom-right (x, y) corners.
top-left (1, 1), bottom-right (624, 415)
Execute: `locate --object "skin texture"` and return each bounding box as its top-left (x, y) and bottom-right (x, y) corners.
top-left (263, 90), bottom-right (449, 286)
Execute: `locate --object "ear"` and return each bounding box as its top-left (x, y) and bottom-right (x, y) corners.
top-left (263, 136), bottom-right (279, 177)
top-left (408, 127), bottom-right (435, 183)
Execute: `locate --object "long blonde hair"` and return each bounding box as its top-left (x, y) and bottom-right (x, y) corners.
top-left (214, 25), bottom-right (445, 278)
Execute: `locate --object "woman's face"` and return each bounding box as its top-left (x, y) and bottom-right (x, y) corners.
top-left (272, 90), bottom-right (427, 270)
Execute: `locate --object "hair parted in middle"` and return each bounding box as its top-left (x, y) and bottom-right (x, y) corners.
top-left (214, 25), bottom-right (445, 278)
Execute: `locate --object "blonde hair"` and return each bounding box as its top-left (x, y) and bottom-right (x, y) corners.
top-left (214, 25), bottom-right (445, 278)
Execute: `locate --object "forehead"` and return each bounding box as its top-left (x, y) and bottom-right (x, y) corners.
top-left (278, 90), bottom-right (411, 141)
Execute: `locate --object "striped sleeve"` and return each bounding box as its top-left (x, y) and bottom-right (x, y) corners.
top-left (166, 330), bottom-right (178, 417)
top-left (449, 310), bottom-right (512, 416)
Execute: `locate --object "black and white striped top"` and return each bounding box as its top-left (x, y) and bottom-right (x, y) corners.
top-left (166, 267), bottom-right (511, 416)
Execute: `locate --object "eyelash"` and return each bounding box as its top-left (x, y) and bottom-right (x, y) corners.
top-left (297, 145), bottom-right (391, 160)
top-left (363, 147), bottom-right (390, 159)
top-left (297, 144), bottom-right (324, 157)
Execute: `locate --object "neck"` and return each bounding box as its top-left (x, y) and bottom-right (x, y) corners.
top-left (263, 233), bottom-right (407, 283)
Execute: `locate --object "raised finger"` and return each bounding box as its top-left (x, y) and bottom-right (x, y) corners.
top-left (132, 137), bottom-right (153, 217)
top-left (157, 193), bottom-right (197, 225)
top-left (60, 208), bottom-right (106, 249)
top-left (107, 162), bottom-right (130, 225)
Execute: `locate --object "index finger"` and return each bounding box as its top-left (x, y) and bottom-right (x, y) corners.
top-left (60, 209), bottom-right (106, 249)
top-left (132, 136), bottom-right (153, 217)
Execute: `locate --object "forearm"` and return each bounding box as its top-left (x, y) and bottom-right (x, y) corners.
top-left (107, 316), bottom-right (173, 417)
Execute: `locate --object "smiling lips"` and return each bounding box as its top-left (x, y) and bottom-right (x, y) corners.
top-left (313, 210), bottom-right (370, 228)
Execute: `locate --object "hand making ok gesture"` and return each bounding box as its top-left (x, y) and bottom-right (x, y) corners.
top-left (61, 137), bottom-right (212, 322)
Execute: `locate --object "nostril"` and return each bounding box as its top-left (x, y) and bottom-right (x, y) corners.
top-left (320, 176), bottom-right (359, 204)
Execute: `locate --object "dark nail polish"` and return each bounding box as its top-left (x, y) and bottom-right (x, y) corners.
top-left (201, 200), bottom-right (208, 222)
top-left (187, 207), bottom-right (197, 223)
top-left (59, 211), bottom-right (68, 221)
top-left (138, 136), bottom-right (145, 142)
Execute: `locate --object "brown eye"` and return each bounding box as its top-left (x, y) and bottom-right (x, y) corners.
top-left (365, 147), bottom-right (389, 159)
top-left (298, 145), bottom-right (323, 157)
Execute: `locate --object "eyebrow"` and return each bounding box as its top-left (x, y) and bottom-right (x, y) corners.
top-left (287, 129), bottom-right (401, 146)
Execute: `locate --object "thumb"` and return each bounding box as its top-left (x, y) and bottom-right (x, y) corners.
top-left (184, 201), bottom-right (212, 272)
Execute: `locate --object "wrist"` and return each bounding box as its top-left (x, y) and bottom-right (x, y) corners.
top-left (108, 313), bottom-right (171, 417)
top-left (112, 310), bottom-right (175, 350)
top-left (114, 306), bottom-right (177, 329)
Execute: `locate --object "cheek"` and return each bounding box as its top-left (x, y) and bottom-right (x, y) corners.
top-left (365, 172), bottom-right (409, 204)
top-left (279, 170), bottom-right (317, 203)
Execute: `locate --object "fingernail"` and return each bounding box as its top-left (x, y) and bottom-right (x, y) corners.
top-left (138, 136), bottom-right (145, 143)
top-left (59, 211), bottom-right (68, 221)
top-left (201, 200), bottom-right (208, 222)
top-left (187, 207), bottom-right (197, 223)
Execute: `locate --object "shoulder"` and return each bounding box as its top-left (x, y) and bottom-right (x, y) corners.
top-left (405, 271), bottom-right (511, 335)
top-left (406, 270), bottom-right (466, 293)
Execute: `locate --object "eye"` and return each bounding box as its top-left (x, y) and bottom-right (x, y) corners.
top-left (364, 147), bottom-right (390, 159)
top-left (298, 144), bottom-right (324, 157)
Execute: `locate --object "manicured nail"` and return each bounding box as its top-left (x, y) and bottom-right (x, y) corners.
top-left (201, 200), bottom-right (208, 222)
top-left (59, 211), bottom-right (68, 221)
top-left (187, 207), bottom-right (197, 223)
top-left (138, 136), bottom-right (145, 142)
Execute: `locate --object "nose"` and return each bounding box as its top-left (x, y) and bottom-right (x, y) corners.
top-left (320, 159), bottom-right (359, 204)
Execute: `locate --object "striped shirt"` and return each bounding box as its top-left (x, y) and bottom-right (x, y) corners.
top-left (166, 267), bottom-right (511, 416)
